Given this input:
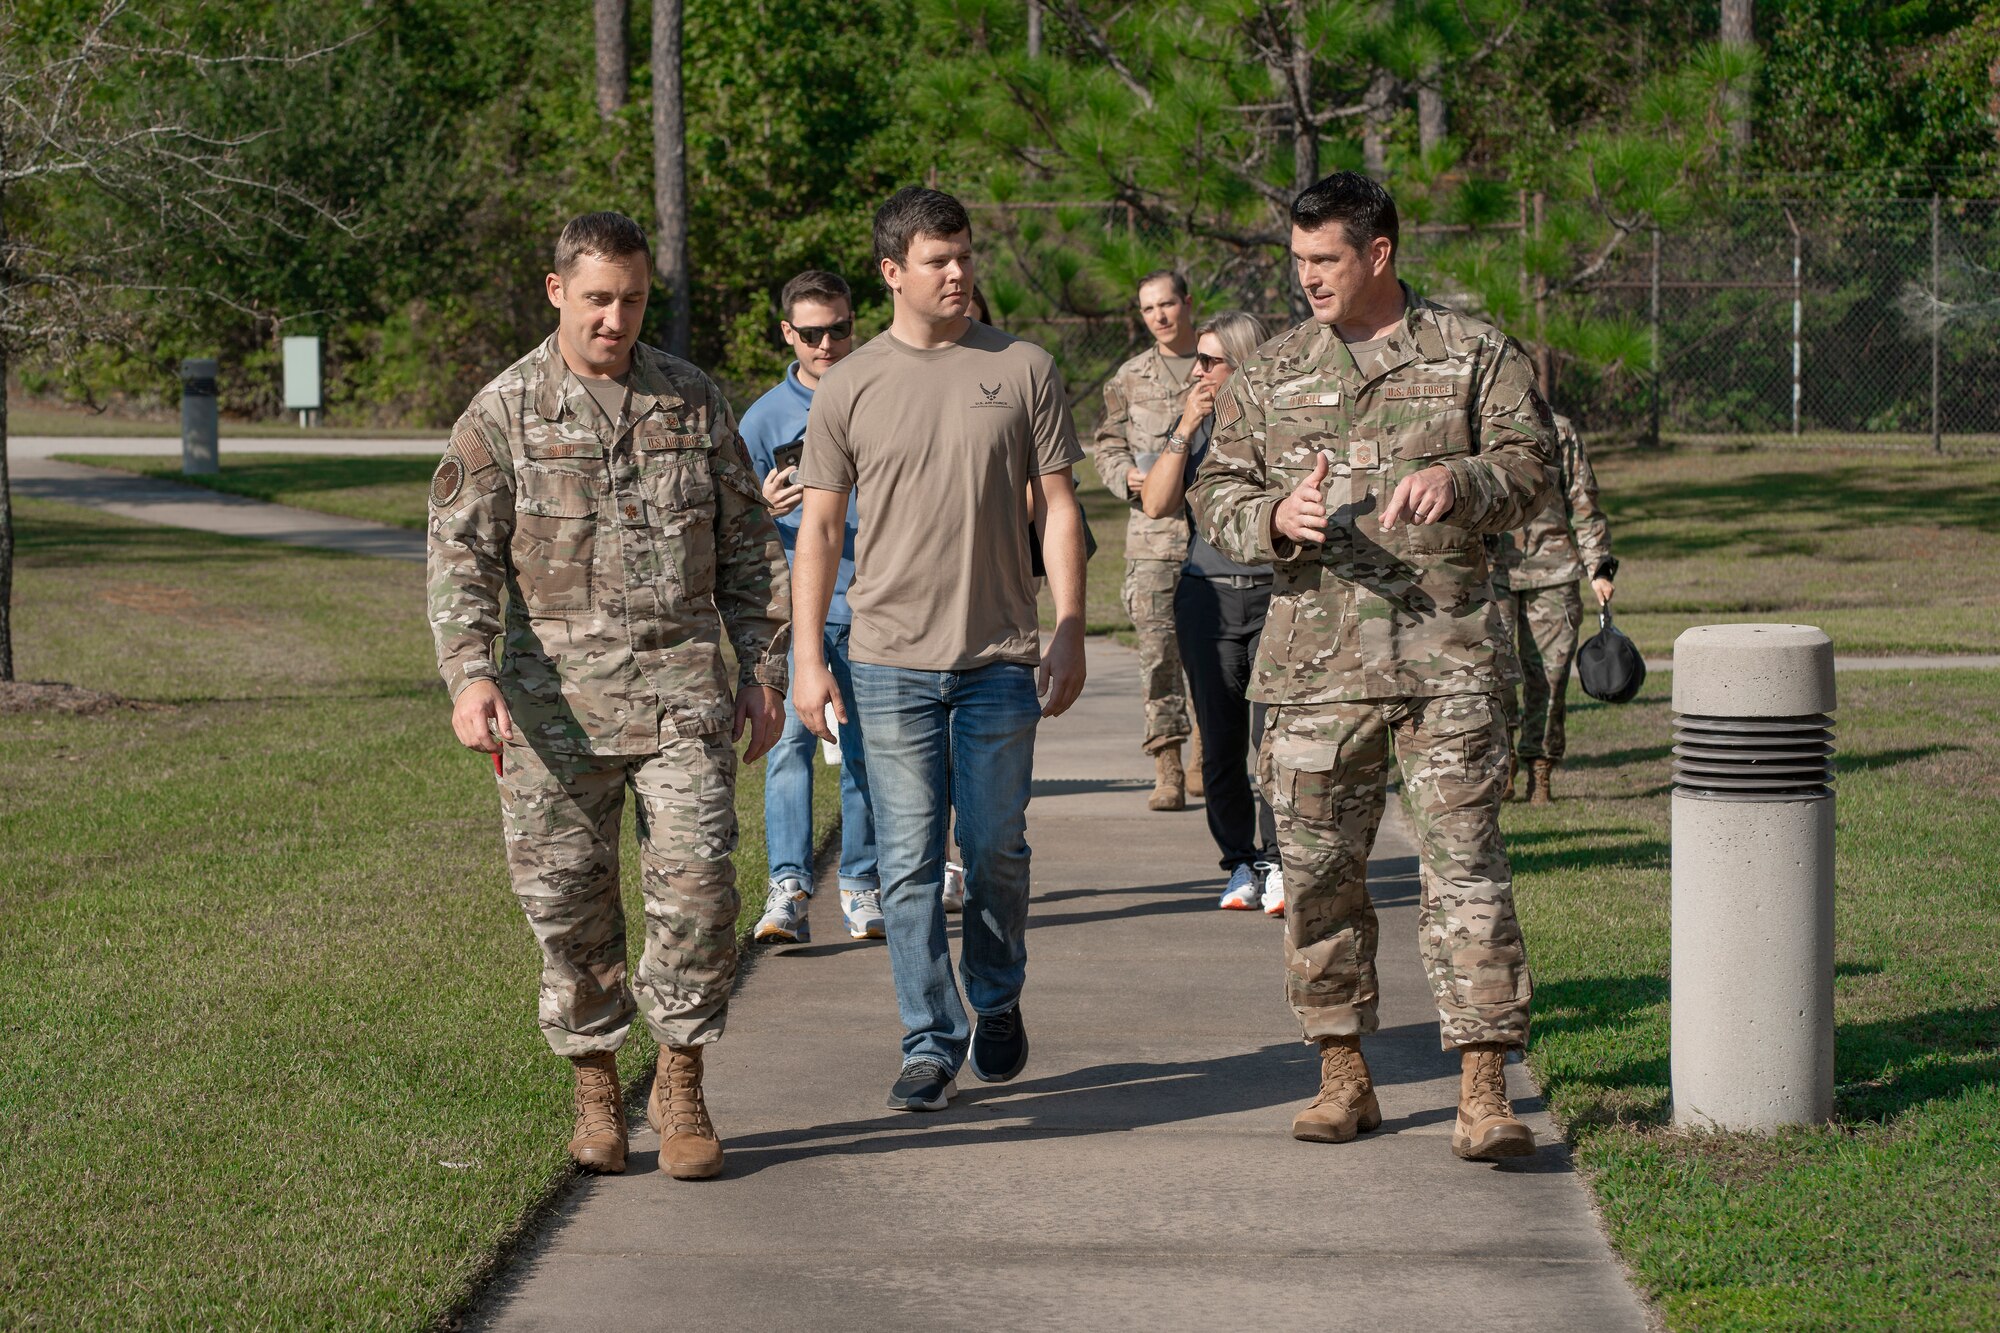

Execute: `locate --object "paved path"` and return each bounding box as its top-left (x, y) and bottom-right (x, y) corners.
top-left (11, 443), bottom-right (425, 562)
top-left (474, 639), bottom-right (1650, 1333)
top-left (10, 433), bottom-right (439, 459)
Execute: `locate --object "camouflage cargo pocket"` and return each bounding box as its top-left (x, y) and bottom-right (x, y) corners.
top-left (513, 476), bottom-right (599, 614)
top-left (1269, 711), bottom-right (1343, 823)
top-left (1452, 944), bottom-right (1530, 1009)
top-left (1412, 693), bottom-right (1506, 788)
top-left (642, 434), bottom-right (718, 600)
top-left (641, 430), bottom-right (717, 508)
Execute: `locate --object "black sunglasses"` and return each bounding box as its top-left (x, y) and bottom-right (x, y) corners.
top-left (1194, 351), bottom-right (1231, 372)
top-left (790, 320), bottom-right (854, 347)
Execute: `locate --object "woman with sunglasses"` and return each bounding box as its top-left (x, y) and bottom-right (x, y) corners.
top-left (1137, 311), bottom-right (1282, 915)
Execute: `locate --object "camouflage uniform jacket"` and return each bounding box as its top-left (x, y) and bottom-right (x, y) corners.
top-left (1489, 412), bottom-right (1615, 592)
top-left (427, 335), bottom-right (791, 756)
top-left (1093, 344), bottom-right (1194, 561)
top-left (1188, 287), bottom-right (1557, 704)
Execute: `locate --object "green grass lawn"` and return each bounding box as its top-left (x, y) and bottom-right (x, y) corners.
top-left (1511, 669), bottom-right (2000, 1329)
top-left (1595, 445), bottom-right (2000, 657)
top-left (58, 452), bottom-right (442, 530)
top-left (0, 499), bottom-right (832, 1327)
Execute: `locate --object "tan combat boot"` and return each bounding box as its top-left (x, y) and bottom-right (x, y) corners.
top-left (1502, 753), bottom-right (1518, 802)
top-left (1290, 1036), bottom-right (1383, 1143)
top-left (1148, 744), bottom-right (1187, 812)
top-left (1452, 1043), bottom-right (1536, 1161)
top-left (648, 1044), bottom-right (724, 1180)
top-left (567, 1051), bottom-right (628, 1174)
top-left (1185, 729), bottom-right (1205, 799)
top-left (1529, 759), bottom-right (1555, 806)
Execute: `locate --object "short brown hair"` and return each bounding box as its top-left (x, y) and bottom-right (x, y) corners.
top-left (1137, 269), bottom-right (1188, 301)
top-left (874, 187), bottom-right (972, 268)
top-left (780, 270), bottom-right (852, 321)
top-left (553, 211), bottom-right (651, 277)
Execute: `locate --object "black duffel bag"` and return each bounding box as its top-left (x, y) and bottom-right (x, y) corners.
top-left (1577, 606), bottom-right (1647, 703)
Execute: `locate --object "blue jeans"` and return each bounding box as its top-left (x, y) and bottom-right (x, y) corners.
top-left (848, 659), bottom-right (1040, 1071)
top-left (764, 625), bottom-right (878, 894)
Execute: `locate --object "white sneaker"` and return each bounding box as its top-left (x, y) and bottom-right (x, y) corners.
top-left (1218, 864), bottom-right (1259, 910)
top-left (754, 877), bottom-right (811, 943)
top-left (1256, 860), bottom-right (1285, 918)
top-left (841, 886), bottom-right (886, 940)
top-left (941, 862), bottom-right (967, 913)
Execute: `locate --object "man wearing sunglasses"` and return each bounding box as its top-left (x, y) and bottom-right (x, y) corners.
top-left (740, 270), bottom-right (883, 948)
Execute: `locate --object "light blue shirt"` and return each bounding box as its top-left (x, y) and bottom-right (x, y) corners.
top-left (738, 363), bottom-right (860, 625)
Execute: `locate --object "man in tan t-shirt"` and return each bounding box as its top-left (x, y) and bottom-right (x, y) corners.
top-left (793, 186), bottom-right (1089, 1112)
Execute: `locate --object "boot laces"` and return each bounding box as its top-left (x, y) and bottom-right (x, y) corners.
top-left (574, 1063), bottom-right (622, 1137)
top-left (1468, 1049), bottom-right (1511, 1119)
top-left (661, 1050), bottom-right (714, 1137)
top-left (1312, 1042), bottom-right (1367, 1107)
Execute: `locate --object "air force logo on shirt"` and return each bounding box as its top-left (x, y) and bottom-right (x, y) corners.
top-left (971, 382), bottom-right (1012, 409)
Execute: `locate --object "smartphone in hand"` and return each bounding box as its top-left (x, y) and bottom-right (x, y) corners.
top-left (771, 440), bottom-right (804, 487)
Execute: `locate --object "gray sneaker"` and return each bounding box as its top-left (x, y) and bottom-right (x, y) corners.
top-left (940, 862), bottom-right (967, 913)
top-left (753, 877), bottom-right (811, 943)
top-left (841, 886), bottom-right (885, 940)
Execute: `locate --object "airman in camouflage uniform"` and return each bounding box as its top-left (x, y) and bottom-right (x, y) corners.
top-left (1095, 276), bottom-right (1197, 810)
top-left (1490, 412), bottom-right (1616, 804)
top-left (428, 213), bottom-right (790, 1181)
top-left (1188, 170), bottom-right (1556, 1162)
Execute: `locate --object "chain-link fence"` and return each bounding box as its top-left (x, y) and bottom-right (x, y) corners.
top-left (1561, 198), bottom-right (2000, 446)
top-left (972, 197), bottom-right (2000, 448)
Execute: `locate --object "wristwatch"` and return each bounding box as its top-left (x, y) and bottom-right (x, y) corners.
top-left (1164, 432), bottom-right (1191, 454)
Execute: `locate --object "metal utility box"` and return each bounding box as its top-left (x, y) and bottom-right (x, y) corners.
top-left (283, 336), bottom-right (322, 425)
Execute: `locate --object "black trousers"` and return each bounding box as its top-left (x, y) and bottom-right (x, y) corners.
top-left (1174, 573), bottom-right (1278, 871)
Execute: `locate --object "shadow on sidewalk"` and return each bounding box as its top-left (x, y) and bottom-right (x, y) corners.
top-left (712, 1022), bottom-right (1471, 1180)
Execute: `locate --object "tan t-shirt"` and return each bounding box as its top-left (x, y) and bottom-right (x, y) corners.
top-left (801, 321), bottom-right (1085, 670)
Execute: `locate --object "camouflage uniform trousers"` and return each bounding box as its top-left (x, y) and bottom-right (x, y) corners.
top-left (1498, 583), bottom-right (1583, 763)
top-left (1265, 693), bottom-right (1533, 1051)
top-left (1121, 557), bottom-right (1191, 753)
top-left (499, 731), bottom-right (742, 1057)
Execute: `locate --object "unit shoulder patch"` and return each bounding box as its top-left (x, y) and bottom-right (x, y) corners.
top-left (431, 455), bottom-right (464, 508)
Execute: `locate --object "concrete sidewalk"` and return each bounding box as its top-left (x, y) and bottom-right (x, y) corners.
top-left (11, 449), bottom-right (424, 562)
top-left (474, 639), bottom-right (1649, 1333)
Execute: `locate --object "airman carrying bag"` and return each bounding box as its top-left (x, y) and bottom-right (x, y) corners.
top-left (1577, 606), bottom-right (1647, 704)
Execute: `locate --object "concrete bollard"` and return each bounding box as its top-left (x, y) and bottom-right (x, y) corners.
top-left (1670, 623), bottom-right (1836, 1131)
top-left (180, 357), bottom-right (220, 476)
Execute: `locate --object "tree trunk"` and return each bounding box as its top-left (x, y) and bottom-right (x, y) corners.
top-left (0, 342), bottom-right (13, 684)
top-left (1027, 0), bottom-right (1042, 58)
top-left (595, 0), bottom-right (629, 119)
top-left (0, 168), bottom-right (12, 683)
top-left (1361, 69), bottom-right (1400, 176)
top-left (1288, 0), bottom-right (1316, 193)
top-left (651, 0), bottom-right (691, 359)
top-left (1417, 81), bottom-right (1447, 154)
top-left (1721, 0), bottom-right (1752, 153)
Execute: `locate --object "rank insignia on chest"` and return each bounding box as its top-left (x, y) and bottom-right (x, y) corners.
top-left (1350, 440), bottom-right (1380, 469)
